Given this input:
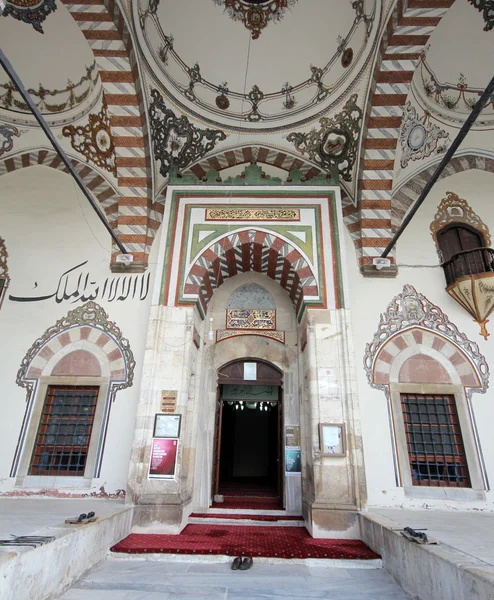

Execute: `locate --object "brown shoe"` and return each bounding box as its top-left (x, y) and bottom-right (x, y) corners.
top-left (239, 556), bottom-right (253, 570)
top-left (231, 556), bottom-right (242, 570)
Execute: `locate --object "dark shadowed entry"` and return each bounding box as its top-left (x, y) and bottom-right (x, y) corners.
top-left (213, 359), bottom-right (283, 509)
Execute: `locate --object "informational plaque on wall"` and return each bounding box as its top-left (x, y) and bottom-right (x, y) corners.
top-left (285, 447), bottom-right (301, 475)
top-left (154, 414), bottom-right (181, 438)
top-left (149, 438), bottom-right (178, 479)
top-left (285, 425), bottom-right (300, 448)
top-left (243, 362), bottom-right (257, 381)
top-left (160, 390), bottom-right (177, 413)
top-left (319, 423), bottom-right (346, 457)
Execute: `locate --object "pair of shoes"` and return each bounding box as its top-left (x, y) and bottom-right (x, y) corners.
top-left (231, 556), bottom-right (253, 571)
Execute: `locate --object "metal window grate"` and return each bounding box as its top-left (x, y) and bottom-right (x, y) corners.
top-left (30, 385), bottom-right (99, 477)
top-left (401, 393), bottom-right (470, 487)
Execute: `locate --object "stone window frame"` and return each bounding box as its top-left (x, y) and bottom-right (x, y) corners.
top-left (12, 302), bottom-right (135, 488)
top-left (387, 345), bottom-right (486, 501)
top-left (16, 377), bottom-right (110, 489)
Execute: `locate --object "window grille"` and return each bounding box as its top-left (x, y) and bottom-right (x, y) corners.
top-left (401, 393), bottom-right (470, 487)
top-left (30, 385), bottom-right (99, 476)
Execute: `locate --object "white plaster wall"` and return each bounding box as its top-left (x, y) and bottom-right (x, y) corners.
top-left (346, 168), bottom-right (494, 510)
top-left (0, 166), bottom-right (158, 495)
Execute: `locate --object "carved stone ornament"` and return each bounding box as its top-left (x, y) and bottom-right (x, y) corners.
top-left (212, 0), bottom-right (298, 40)
top-left (286, 94), bottom-right (362, 182)
top-left (364, 285), bottom-right (489, 396)
top-left (1, 0), bottom-right (57, 34)
top-left (0, 237), bottom-right (10, 309)
top-left (467, 0), bottom-right (494, 31)
top-left (0, 124), bottom-right (20, 157)
top-left (62, 98), bottom-right (117, 177)
top-left (399, 102), bottom-right (450, 169)
top-left (16, 301), bottom-right (136, 402)
top-left (149, 88), bottom-right (227, 178)
top-left (430, 191), bottom-right (491, 259)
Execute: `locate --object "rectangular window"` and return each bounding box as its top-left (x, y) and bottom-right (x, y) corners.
top-left (401, 393), bottom-right (470, 488)
top-left (30, 385), bottom-right (99, 476)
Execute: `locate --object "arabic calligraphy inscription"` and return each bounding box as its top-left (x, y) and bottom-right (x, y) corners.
top-left (206, 208), bottom-right (300, 221)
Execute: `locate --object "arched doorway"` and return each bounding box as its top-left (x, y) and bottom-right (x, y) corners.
top-left (213, 358), bottom-right (283, 509)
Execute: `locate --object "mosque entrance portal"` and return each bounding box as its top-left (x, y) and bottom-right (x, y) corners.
top-left (213, 359), bottom-right (283, 509)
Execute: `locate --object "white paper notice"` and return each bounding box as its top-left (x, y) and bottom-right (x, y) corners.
top-left (244, 362), bottom-right (257, 381)
top-left (323, 426), bottom-right (341, 448)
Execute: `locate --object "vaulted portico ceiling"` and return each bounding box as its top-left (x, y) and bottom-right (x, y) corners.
top-left (0, 6), bottom-right (102, 125)
top-left (135, 0), bottom-right (378, 132)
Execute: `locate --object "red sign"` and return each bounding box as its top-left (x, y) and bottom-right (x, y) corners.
top-left (149, 438), bottom-right (178, 478)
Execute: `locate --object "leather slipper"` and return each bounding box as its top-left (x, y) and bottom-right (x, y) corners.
top-left (231, 556), bottom-right (242, 570)
top-left (239, 556), bottom-right (253, 570)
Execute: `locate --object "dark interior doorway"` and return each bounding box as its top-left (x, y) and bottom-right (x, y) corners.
top-left (213, 359), bottom-right (283, 509)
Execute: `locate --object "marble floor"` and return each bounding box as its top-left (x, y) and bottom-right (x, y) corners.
top-left (57, 558), bottom-right (412, 600)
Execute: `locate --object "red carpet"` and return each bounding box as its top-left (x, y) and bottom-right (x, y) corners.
top-left (111, 525), bottom-right (380, 560)
top-left (190, 513), bottom-right (302, 522)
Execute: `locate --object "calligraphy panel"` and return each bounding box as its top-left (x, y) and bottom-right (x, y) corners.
top-left (226, 308), bottom-right (276, 330)
top-left (206, 208), bottom-right (300, 221)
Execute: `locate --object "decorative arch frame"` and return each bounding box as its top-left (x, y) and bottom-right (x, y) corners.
top-left (12, 301), bottom-right (135, 478)
top-left (354, 0), bottom-right (455, 270)
top-left (60, 0), bottom-right (157, 263)
top-left (184, 228), bottom-right (319, 319)
top-left (364, 285), bottom-right (490, 490)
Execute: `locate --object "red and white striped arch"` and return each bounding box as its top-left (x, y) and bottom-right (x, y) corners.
top-left (0, 148), bottom-right (119, 225)
top-left (184, 229), bottom-right (319, 319)
top-left (61, 0), bottom-right (159, 265)
top-left (356, 0), bottom-right (455, 271)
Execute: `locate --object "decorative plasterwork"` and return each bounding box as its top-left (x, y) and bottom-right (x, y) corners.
top-left (212, 0), bottom-right (297, 39)
top-left (0, 237), bottom-right (10, 309)
top-left (467, 0), bottom-right (494, 31)
top-left (62, 98), bottom-right (117, 177)
top-left (399, 102), bottom-right (449, 169)
top-left (138, 0), bottom-right (376, 130)
top-left (149, 89), bottom-right (227, 178)
top-left (414, 54), bottom-right (494, 129)
top-left (287, 94), bottom-right (362, 181)
top-left (0, 125), bottom-right (20, 157)
top-left (217, 329), bottom-right (285, 344)
top-left (1, 0), bottom-right (57, 33)
top-left (0, 62), bottom-right (99, 115)
top-left (430, 191), bottom-right (491, 254)
top-left (364, 285), bottom-right (489, 396)
top-left (16, 301), bottom-right (136, 402)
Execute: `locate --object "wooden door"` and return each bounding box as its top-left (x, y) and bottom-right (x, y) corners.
top-left (212, 386), bottom-right (223, 498)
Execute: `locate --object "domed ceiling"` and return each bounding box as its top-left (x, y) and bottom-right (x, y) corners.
top-left (411, 0), bottom-right (494, 130)
top-left (134, 0), bottom-right (380, 132)
top-left (0, 6), bottom-right (101, 126)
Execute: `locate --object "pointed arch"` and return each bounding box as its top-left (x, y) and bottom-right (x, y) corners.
top-left (184, 229), bottom-right (319, 319)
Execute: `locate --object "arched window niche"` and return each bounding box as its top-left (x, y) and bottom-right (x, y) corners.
top-left (365, 285), bottom-right (489, 501)
top-left (12, 301), bottom-right (135, 488)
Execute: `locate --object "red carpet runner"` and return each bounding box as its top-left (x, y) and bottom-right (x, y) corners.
top-left (111, 525), bottom-right (380, 560)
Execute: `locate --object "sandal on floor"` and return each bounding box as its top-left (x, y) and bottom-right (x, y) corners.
top-left (239, 557), bottom-right (253, 571)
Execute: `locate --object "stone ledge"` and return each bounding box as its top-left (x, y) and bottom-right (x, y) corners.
top-left (0, 505), bottom-right (133, 600)
top-left (359, 512), bottom-right (494, 600)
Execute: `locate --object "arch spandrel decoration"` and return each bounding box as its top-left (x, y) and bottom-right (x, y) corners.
top-left (184, 229), bottom-right (319, 319)
top-left (0, 237), bottom-right (9, 310)
top-left (430, 191), bottom-right (491, 260)
top-left (16, 301), bottom-right (135, 403)
top-left (364, 285), bottom-right (489, 398)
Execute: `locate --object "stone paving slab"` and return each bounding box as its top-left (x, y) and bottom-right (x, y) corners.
top-left (58, 558), bottom-right (412, 600)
